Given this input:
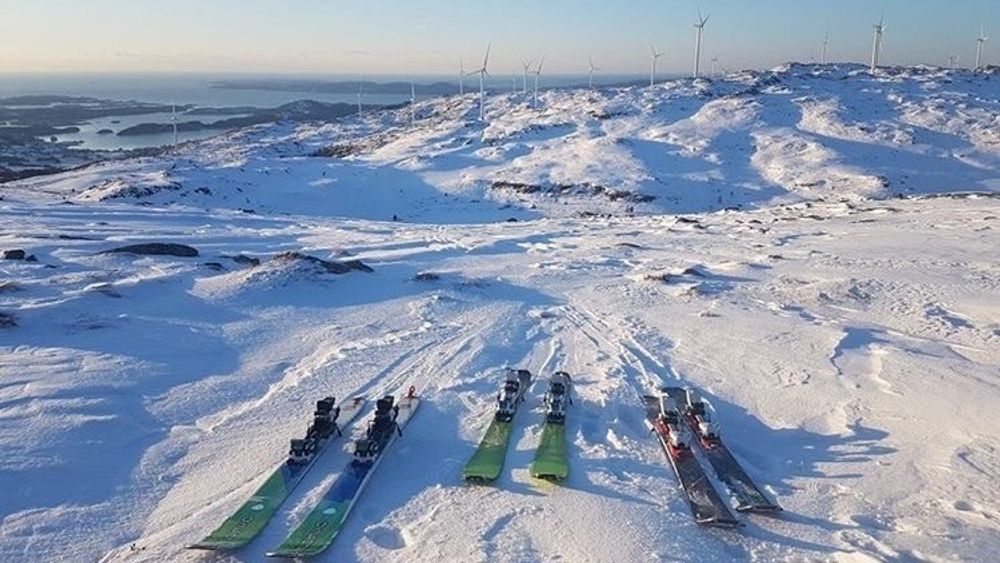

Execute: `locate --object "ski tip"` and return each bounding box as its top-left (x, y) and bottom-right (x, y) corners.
top-left (186, 542), bottom-right (239, 551)
top-left (737, 504), bottom-right (783, 514)
top-left (529, 472), bottom-right (568, 482)
top-left (407, 385), bottom-right (417, 398)
top-left (266, 550), bottom-right (312, 559)
top-left (698, 518), bottom-right (743, 528)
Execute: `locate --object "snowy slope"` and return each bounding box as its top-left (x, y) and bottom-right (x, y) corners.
top-left (1, 64), bottom-right (998, 563)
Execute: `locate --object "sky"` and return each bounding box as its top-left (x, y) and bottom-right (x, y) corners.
top-left (0, 0), bottom-right (995, 75)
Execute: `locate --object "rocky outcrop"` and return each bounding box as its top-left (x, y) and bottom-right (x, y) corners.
top-left (102, 243), bottom-right (199, 257)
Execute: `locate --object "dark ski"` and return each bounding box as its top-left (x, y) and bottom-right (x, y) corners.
top-left (643, 394), bottom-right (740, 527)
top-left (663, 386), bottom-right (781, 513)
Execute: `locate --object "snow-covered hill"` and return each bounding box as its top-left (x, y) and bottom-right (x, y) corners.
top-left (1, 64), bottom-right (998, 562)
top-left (5, 64), bottom-right (998, 219)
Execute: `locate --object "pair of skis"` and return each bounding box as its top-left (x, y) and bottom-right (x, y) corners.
top-left (462, 370), bottom-right (573, 482)
top-left (187, 388), bottom-right (420, 558)
top-left (643, 387), bottom-right (779, 528)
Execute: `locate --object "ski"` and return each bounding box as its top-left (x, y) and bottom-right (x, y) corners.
top-left (529, 372), bottom-right (572, 480)
top-left (663, 386), bottom-right (781, 513)
top-left (463, 369), bottom-right (533, 482)
top-left (267, 388), bottom-right (420, 559)
top-left (642, 394), bottom-right (740, 527)
top-left (187, 396), bottom-right (366, 551)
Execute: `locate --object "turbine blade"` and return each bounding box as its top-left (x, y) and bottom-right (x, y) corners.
top-left (483, 42), bottom-right (492, 68)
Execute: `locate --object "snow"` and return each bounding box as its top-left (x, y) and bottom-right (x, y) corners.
top-left (1, 63), bottom-right (998, 562)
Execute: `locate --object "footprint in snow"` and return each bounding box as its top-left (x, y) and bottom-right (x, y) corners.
top-left (366, 524), bottom-right (408, 550)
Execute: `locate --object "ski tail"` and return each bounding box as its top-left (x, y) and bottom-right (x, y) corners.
top-left (529, 420), bottom-right (568, 480)
top-left (462, 419), bottom-right (514, 481)
top-left (186, 470), bottom-right (290, 550)
top-left (463, 369), bottom-right (533, 482)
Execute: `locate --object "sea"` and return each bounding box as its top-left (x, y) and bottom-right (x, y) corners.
top-left (1, 72), bottom-right (653, 150)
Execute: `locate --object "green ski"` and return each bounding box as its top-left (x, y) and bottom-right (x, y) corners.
top-left (529, 421), bottom-right (569, 479)
top-left (187, 396), bottom-right (365, 551)
top-left (267, 389), bottom-right (420, 558)
top-left (463, 369), bottom-right (532, 482)
top-left (529, 372), bottom-right (573, 480)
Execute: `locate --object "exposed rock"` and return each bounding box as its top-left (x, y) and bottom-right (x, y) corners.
top-left (202, 262), bottom-right (226, 272)
top-left (269, 252), bottom-right (373, 274)
top-left (226, 254), bottom-right (261, 267)
top-left (490, 180), bottom-right (655, 204)
top-left (102, 243), bottom-right (199, 257)
top-left (413, 272), bottom-right (441, 282)
top-left (0, 312), bottom-right (17, 327)
top-left (3, 249), bottom-right (26, 260)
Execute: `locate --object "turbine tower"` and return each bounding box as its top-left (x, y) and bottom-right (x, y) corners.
top-left (357, 83), bottom-right (363, 119)
top-left (975, 28), bottom-right (988, 71)
top-left (469, 43), bottom-right (491, 120)
top-left (870, 17), bottom-right (885, 74)
top-left (588, 56), bottom-right (600, 89)
top-left (521, 59), bottom-right (533, 93)
top-left (822, 29), bottom-right (830, 64)
top-left (693, 10), bottom-right (710, 78)
top-left (711, 56), bottom-right (719, 77)
top-left (171, 103), bottom-right (178, 147)
top-left (948, 54), bottom-right (959, 70)
top-left (410, 82), bottom-right (416, 126)
top-left (650, 44), bottom-right (664, 86)
top-left (459, 59), bottom-right (466, 95)
top-left (533, 56), bottom-right (545, 108)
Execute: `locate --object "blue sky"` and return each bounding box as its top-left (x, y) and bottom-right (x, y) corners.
top-left (0, 0), bottom-right (995, 74)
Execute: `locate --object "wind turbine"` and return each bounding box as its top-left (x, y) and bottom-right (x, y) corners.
top-left (822, 29), bottom-right (830, 64)
top-left (711, 56), bottom-right (719, 77)
top-left (588, 56), bottom-right (600, 89)
top-left (409, 82), bottom-right (416, 126)
top-left (649, 44), bottom-right (664, 86)
top-left (870, 16), bottom-right (885, 74)
top-left (975, 28), bottom-right (988, 71)
top-left (459, 59), bottom-right (466, 95)
top-left (948, 54), bottom-right (960, 70)
top-left (521, 59), bottom-right (534, 93)
top-left (357, 83), bottom-right (363, 119)
top-left (171, 102), bottom-right (178, 147)
top-left (693, 10), bottom-right (710, 78)
top-left (468, 43), bottom-right (491, 120)
top-left (533, 56), bottom-right (545, 108)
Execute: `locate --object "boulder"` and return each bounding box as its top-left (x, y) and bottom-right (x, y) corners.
top-left (2, 249), bottom-right (26, 260)
top-left (102, 243), bottom-right (199, 257)
top-left (270, 252), bottom-right (372, 274)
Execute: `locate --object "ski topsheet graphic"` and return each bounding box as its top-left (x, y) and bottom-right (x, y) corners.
top-left (187, 396), bottom-right (365, 550)
top-left (463, 369), bottom-right (533, 482)
top-left (267, 388), bottom-right (420, 559)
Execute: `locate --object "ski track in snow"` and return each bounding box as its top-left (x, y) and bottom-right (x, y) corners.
top-left (1, 63), bottom-right (999, 563)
